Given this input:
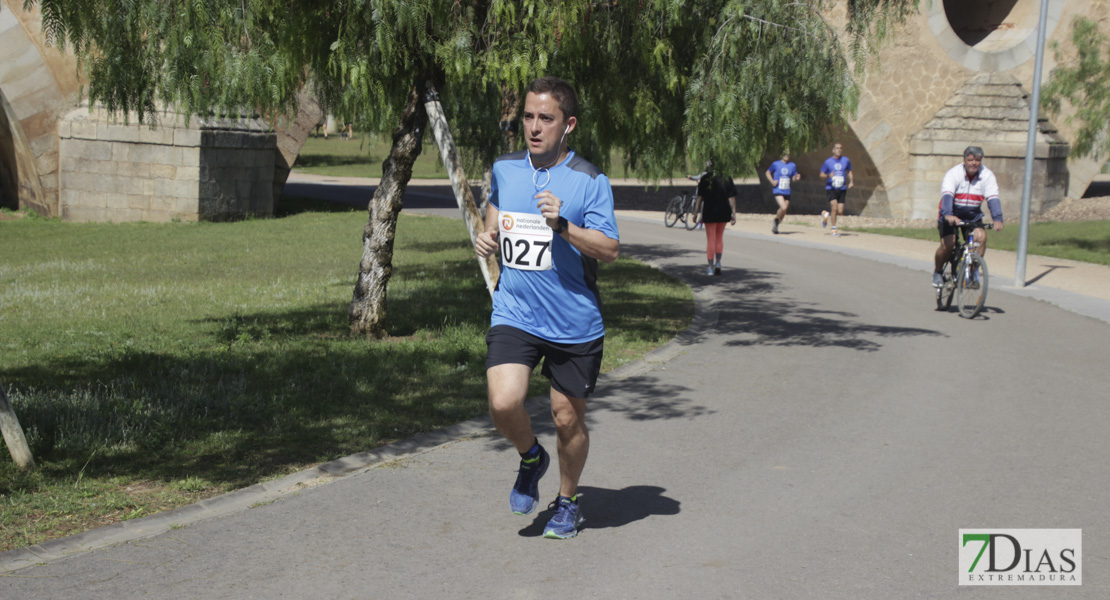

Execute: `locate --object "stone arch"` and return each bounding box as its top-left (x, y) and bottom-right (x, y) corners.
top-left (927, 0), bottom-right (1066, 72)
top-left (0, 0), bottom-right (82, 216)
top-left (0, 87), bottom-right (45, 213)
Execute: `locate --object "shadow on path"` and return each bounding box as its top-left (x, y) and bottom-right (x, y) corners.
top-left (517, 485), bottom-right (681, 537)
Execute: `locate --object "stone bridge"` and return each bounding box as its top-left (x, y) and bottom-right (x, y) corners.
top-left (1, 0), bottom-right (1107, 221)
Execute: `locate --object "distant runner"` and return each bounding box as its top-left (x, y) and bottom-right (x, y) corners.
top-left (766, 151), bottom-right (800, 234)
top-left (819, 142), bottom-right (853, 237)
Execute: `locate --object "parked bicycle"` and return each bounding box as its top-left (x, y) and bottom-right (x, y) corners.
top-left (935, 222), bottom-right (991, 318)
top-left (664, 176), bottom-right (702, 230)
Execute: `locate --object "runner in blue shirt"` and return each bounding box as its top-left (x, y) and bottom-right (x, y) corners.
top-left (474, 76), bottom-right (619, 540)
top-left (819, 142), bottom-right (853, 237)
top-left (766, 151), bottom-right (800, 234)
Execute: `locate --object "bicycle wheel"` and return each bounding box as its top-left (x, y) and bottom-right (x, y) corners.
top-left (664, 197), bottom-right (682, 228)
top-left (935, 260), bottom-right (955, 311)
top-left (956, 253), bottom-right (989, 318)
top-left (683, 207), bottom-right (699, 230)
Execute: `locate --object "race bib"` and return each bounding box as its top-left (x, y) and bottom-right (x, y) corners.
top-left (778, 176), bottom-right (791, 192)
top-left (499, 211), bottom-right (554, 271)
top-left (831, 174), bottom-right (845, 189)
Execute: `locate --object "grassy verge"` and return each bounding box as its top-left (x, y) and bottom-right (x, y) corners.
top-left (851, 220), bottom-right (1110, 266)
top-left (0, 202), bottom-right (692, 552)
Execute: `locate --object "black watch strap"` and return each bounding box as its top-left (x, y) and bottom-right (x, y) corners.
top-left (552, 217), bottom-right (568, 234)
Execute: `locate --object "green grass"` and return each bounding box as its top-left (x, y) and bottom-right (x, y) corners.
top-left (851, 220), bottom-right (1110, 266)
top-left (0, 203), bottom-right (692, 551)
top-left (294, 134), bottom-right (453, 179)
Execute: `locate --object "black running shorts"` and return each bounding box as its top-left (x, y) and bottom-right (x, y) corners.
top-left (826, 189), bottom-right (847, 204)
top-left (485, 325), bottom-right (604, 399)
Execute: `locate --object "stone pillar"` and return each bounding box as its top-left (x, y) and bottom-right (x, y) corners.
top-left (57, 106), bottom-right (277, 222)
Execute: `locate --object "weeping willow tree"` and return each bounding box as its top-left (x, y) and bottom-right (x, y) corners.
top-left (30, 0), bottom-right (916, 337)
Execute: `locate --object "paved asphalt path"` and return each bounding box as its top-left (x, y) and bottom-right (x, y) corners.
top-left (3, 185), bottom-right (1108, 598)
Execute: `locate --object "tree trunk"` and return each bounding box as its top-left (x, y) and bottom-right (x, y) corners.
top-left (480, 85), bottom-right (523, 218)
top-left (348, 85), bottom-right (426, 337)
top-left (0, 380), bottom-right (35, 471)
top-left (422, 85), bottom-right (500, 297)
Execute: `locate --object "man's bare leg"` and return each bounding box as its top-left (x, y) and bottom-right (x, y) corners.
top-left (550, 387), bottom-right (589, 498)
top-left (487, 363), bottom-right (536, 453)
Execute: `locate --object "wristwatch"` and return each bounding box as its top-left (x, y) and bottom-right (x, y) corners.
top-left (551, 216), bottom-right (568, 234)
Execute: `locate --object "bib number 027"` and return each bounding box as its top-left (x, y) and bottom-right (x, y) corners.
top-left (498, 211), bottom-right (555, 271)
top-left (501, 237), bottom-right (550, 270)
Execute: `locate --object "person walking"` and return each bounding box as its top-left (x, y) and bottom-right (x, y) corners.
top-left (766, 151), bottom-right (800, 234)
top-left (474, 76), bottom-right (620, 540)
top-left (693, 164), bottom-right (738, 275)
top-left (819, 142), bottom-right (853, 237)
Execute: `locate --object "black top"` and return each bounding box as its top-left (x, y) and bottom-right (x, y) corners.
top-left (697, 174), bottom-right (737, 223)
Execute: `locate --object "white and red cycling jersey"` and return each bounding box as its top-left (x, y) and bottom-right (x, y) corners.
top-left (937, 163), bottom-right (1002, 222)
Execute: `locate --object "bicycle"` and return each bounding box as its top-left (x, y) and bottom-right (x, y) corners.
top-left (664, 177), bottom-right (701, 230)
top-left (935, 221), bottom-right (991, 318)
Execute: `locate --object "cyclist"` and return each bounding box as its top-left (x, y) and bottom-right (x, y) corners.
top-left (932, 146), bottom-right (1004, 288)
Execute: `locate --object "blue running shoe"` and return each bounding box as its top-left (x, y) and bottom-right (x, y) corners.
top-left (543, 495), bottom-right (585, 539)
top-left (509, 445), bottom-right (549, 515)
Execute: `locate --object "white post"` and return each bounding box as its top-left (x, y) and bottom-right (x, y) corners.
top-left (1016, 0), bottom-right (1051, 287)
top-left (0, 380), bottom-right (36, 471)
top-left (422, 85), bottom-right (499, 298)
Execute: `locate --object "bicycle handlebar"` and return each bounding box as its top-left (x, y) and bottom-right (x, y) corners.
top-left (953, 221), bottom-right (993, 230)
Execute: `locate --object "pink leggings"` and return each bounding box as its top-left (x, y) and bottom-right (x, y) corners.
top-left (704, 222), bottom-right (726, 261)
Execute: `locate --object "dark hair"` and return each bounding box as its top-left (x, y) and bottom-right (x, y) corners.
top-left (526, 76), bottom-right (579, 120)
top-left (964, 146), bottom-right (984, 160)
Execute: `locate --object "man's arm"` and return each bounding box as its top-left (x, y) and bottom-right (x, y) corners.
top-left (987, 198), bottom-right (1004, 231)
top-left (560, 222), bottom-right (620, 264)
top-left (536, 190), bottom-right (619, 264)
top-left (985, 171), bottom-right (1004, 231)
top-left (939, 192), bottom-right (958, 224)
top-left (847, 169), bottom-right (854, 188)
top-left (475, 204), bottom-right (500, 258)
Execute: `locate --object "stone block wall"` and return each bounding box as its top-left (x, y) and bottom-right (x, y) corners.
top-left (57, 107), bottom-right (276, 222)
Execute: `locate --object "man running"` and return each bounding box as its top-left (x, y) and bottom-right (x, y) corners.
top-left (766, 151), bottom-right (800, 234)
top-left (474, 76), bottom-right (620, 540)
top-left (932, 146), bottom-right (1004, 287)
top-left (819, 142), bottom-right (853, 237)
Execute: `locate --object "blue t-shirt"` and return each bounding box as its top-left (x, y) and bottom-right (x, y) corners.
top-left (821, 156), bottom-right (852, 190)
top-left (768, 160), bottom-right (798, 195)
top-left (488, 150), bottom-right (620, 343)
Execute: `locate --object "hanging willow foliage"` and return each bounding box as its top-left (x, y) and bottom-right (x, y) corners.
top-left (31, 0), bottom-right (916, 175)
